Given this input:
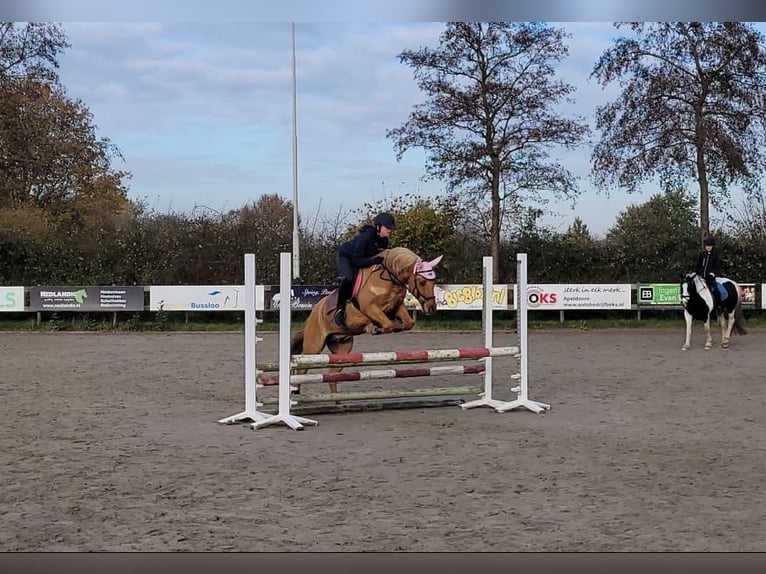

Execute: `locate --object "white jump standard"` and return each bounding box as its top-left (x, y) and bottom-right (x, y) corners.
top-left (217, 253), bottom-right (272, 425)
top-left (492, 253), bottom-right (551, 413)
top-left (250, 252), bottom-right (319, 431)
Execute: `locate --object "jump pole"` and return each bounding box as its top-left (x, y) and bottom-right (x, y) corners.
top-left (258, 385), bottom-right (484, 405)
top-left (217, 253), bottom-right (272, 425)
top-left (494, 252), bottom-right (550, 414)
top-left (277, 346), bottom-right (519, 371)
top-left (250, 252), bottom-right (318, 431)
top-left (258, 362), bottom-right (488, 386)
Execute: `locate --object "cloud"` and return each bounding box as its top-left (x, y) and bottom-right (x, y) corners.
top-left (54, 21), bottom-right (754, 237)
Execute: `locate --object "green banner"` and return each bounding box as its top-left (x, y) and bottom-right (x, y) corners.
top-left (637, 283), bottom-right (681, 305)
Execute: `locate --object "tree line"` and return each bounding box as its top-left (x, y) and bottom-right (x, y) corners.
top-left (3, 188), bottom-right (766, 287)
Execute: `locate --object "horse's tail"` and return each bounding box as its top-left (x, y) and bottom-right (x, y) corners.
top-left (734, 292), bottom-right (748, 335)
top-left (290, 326), bottom-right (305, 355)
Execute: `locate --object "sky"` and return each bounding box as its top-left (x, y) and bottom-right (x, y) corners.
top-left (51, 21), bottom-right (762, 238)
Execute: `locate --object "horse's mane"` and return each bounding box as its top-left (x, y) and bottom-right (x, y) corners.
top-left (687, 272), bottom-right (710, 292)
top-left (380, 247), bottom-right (419, 276)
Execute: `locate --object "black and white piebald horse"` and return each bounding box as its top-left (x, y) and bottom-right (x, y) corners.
top-left (681, 272), bottom-right (747, 351)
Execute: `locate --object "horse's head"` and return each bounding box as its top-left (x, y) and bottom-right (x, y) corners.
top-left (380, 247), bottom-right (443, 316)
top-left (680, 273), bottom-right (693, 308)
top-left (410, 255), bottom-right (443, 315)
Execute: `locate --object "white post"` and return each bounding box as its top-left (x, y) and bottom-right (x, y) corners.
top-left (495, 253), bottom-right (551, 414)
top-left (460, 256), bottom-right (507, 411)
top-left (218, 253), bottom-right (271, 424)
top-left (252, 252), bottom-right (317, 430)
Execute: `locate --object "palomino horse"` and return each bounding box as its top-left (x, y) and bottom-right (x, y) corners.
top-left (681, 272), bottom-right (747, 351)
top-left (290, 246), bottom-right (443, 393)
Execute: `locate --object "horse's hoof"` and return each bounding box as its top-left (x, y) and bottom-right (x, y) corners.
top-left (681, 346), bottom-right (689, 351)
top-left (721, 342), bottom-right (730, 348)
top-left (704, 345), bottom-right (712, 350)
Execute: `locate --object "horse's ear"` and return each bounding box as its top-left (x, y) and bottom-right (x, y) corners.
top-left (428, 255), bottom-right (443, 268)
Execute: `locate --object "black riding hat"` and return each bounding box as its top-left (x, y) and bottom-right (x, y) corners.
top-left (374, 212), bottom-right (396, 229)
top-left (703, 235), bottom-right (716, 246)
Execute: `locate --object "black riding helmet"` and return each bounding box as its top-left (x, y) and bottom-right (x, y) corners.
top-left (374, 212), bottom-right (396, 229)
top-left (703, 235), bottom-right (716, 246)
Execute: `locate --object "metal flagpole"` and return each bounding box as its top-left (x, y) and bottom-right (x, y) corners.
top-left (291, 22), bottom-right (300, 280)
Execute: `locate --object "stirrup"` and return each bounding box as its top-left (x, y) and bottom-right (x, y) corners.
top-left (333, 308), bottom-right (346, 327)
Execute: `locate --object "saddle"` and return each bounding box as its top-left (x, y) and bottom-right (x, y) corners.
top-left (325, 269), bottom-right (370, 314)
top-left (704, 277), bottom-right (729, 315)
top-left (352, 271), bottom-right (364, 299)
top-left (716, 280), bottom-right (728, 302)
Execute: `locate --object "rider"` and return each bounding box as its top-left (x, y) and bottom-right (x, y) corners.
top-left (694, 234), bottom-right (725, 306)
top-left (333, 212), bottom-right (396, 328)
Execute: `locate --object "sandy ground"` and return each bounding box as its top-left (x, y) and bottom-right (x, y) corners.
top-left (1, 324), bottom-right (765, 552)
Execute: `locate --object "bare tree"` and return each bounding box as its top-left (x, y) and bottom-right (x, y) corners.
top-left (0, 22), bottom-right (69, 83)
top-left (590, 22), bottom-right (766, 243)
top-left (729, 191), bottom-right (766, 240)
top-left (387, 22), bottom-right (589, 280)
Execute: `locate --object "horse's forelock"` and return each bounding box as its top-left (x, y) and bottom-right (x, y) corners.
top-left (381, 247), bottom-right (419, 276)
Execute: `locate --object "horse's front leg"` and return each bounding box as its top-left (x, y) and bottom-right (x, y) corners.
top-left (392, 303), bottom-right (415, 331)
top-left (681, 310), bottom-right (693, 351)
top-left (363, 305), bottom-right (400, 334)
top-left (721, 312), bottom-right (734, 348)
top-left (703, 317), bottom-right (713, 350)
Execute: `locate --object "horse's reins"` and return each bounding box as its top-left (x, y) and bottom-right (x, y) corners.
top-left (377, 259), bottom-right (437, 305)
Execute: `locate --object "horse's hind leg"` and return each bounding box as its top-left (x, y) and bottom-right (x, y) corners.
top-left (325, 334), bottom-right (354, 394)
top-left (291, 307), bottom-right (330, 395)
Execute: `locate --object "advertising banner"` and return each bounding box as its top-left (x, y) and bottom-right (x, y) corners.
top-left (738, 283), bottom-right (757, 307)
top-left (29, 286), bottom-right (145, 311)
top-left (270, 284), bottom-right (509, 312)
top-left (639, 282), bottom-right (757, 307)
top-left (637, 284), bottom-right (681, 306)
top-left (402, 284), bottom-right (508, 311)
top-left (0, 287), bottom-right (24, 312)
top-left (149, 285), bottom-right (265, 311)
top-left (271, 285), bottom-right (335, 310)
top-left (519, 284), bottom-right (632, 310)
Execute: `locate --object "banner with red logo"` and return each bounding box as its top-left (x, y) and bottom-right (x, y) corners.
top-left (512, 284), bottom-right (632, 310)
